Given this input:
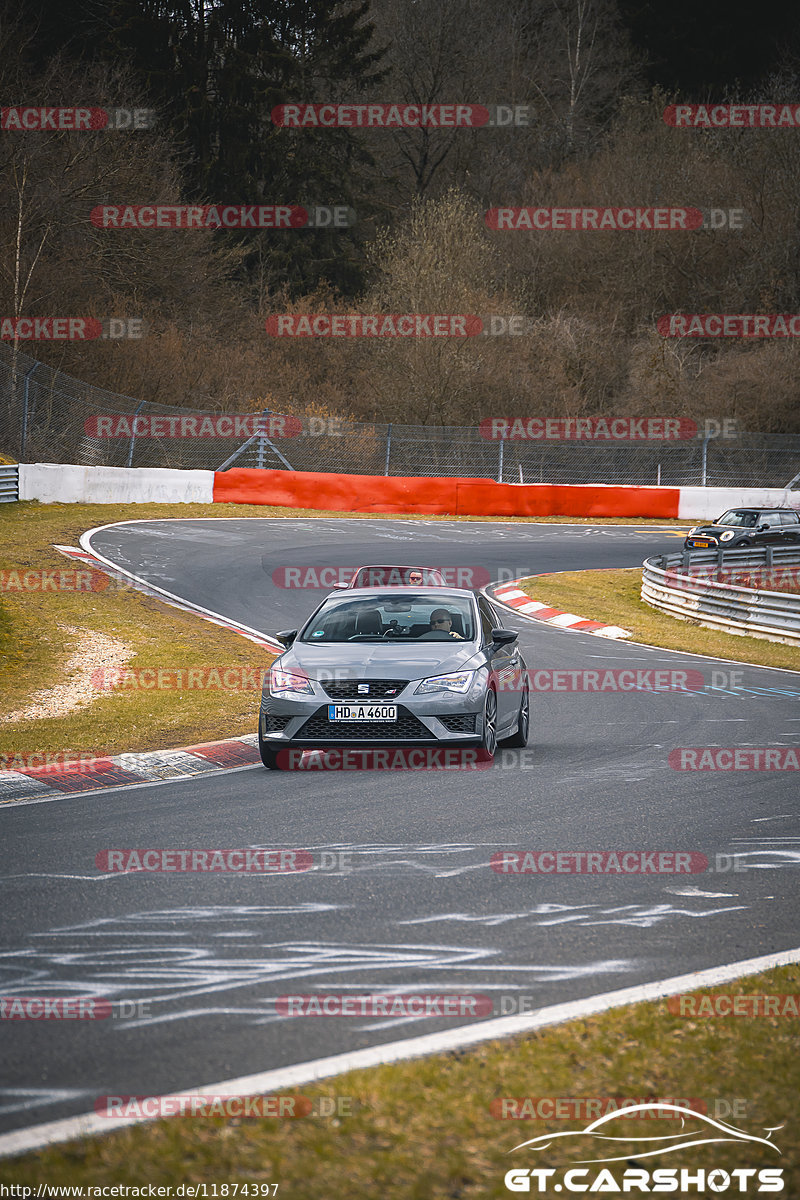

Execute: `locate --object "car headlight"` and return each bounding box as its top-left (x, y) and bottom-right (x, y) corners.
top-left (269, 667), bottom-right (314, 698)
top-left (720, 530), bottom-right (735, 542)
top-left (688, 527), bottom-right (699, 535)
top-left (414, 670), bottom-right (475, 695)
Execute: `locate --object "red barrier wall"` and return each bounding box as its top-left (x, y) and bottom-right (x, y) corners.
top-left (212, 468), bottom-right (680, 519)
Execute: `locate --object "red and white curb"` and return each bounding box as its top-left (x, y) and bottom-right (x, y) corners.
top-left (492, 581), bottom-right (631, 640)
top-left (0, 734), bottom-right (262, 806)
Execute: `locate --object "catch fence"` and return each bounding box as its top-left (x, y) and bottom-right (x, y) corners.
top-left (2, 343), bottom-right (799, 487)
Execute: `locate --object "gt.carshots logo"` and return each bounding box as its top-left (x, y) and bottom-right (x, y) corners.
top-left (265, 314), bottom-right (482, 337)
top-left (503, 1103), bottom-right (784, 1193)
top-left (486, 207), bottom-right (703, 231)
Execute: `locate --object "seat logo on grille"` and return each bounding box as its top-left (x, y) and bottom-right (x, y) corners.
top-left (358, 684), bottom-right (369, 694)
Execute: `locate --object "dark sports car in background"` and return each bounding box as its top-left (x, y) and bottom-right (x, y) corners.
top-left (683, 507), bottom-right (800, 550)
top-left (258, 585), bottom-right (529, 770)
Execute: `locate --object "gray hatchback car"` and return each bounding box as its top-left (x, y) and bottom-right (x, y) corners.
top-left (258, 587), bottom-right (529, 769)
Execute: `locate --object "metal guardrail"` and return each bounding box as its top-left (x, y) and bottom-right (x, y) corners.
top-left (0, 464), bottom-right (19, 503)
top-left (641, 546), bottom-right (800, 646)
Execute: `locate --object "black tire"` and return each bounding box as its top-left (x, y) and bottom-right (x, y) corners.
top-left (500, 684), bottom-right (529, 749)
top-left (476, 686), bottom-right (497, 762)
top-left (258, 732), bottom-right (282, 770)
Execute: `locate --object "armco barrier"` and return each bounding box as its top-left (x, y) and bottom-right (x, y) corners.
top-left (211, 468), bottom-right (681, 518)
top-left (0, 463), bottom-right (19, 503)
top-left (641, 546), bottom-right (800, 646)
top-left (19, 464), bottom-right (214, 505)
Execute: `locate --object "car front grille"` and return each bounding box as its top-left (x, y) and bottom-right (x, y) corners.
top-left (437, 713), bottom-right (477, 733)
top-left (298, 705), bottom-right (431, 740)
top-left (322, 679), bottom-right (408, 700)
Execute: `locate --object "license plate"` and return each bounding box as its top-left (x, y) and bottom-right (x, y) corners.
top-left (328, 704), bottom-right (397, 721)
top-left (691, 540), bottom-right (710, 547)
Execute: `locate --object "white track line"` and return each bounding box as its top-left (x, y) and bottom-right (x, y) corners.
top-left (1, 945), bottom-right (798, 1159)
top-left (80, 522), bottom-right (283, 652)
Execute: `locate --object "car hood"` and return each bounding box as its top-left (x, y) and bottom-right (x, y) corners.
top-left (283, 641), bottom-right (484, 682)
top-left (689, 524), bottom-right (732, 536)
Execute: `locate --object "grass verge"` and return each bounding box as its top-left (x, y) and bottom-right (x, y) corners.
top-left (518, 568), bottom-right (800, 672)
top-left (1, 964), bottom-right (797, 1194)
top-left (0, 503), bottom-right (281, 761)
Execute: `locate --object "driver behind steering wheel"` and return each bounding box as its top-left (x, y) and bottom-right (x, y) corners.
top-left (429, 608), bottom-right (463, 639)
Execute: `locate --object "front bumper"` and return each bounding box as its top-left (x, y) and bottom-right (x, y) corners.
top-left (259, 678), bottom-right (488, 748)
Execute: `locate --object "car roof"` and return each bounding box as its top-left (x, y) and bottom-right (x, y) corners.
top-left (721, 506), bottom-right (796, 512)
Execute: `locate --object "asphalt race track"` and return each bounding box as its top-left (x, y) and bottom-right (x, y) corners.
top-left (1, 518), bottom-right (798, 1137)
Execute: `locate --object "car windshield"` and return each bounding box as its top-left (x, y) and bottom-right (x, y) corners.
top-left (717, 511), bottom-right (758, 528)
top-left (299, 594), bottom-right (476, 642)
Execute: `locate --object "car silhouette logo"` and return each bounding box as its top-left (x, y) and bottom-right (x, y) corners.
top-left (510, 1104), bottom-right (783, 1165)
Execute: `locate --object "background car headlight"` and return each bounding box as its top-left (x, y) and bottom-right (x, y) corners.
top-left (269, 667), bottom-right (314, 698)
top-left (688, 526), bottom-right (699, 535)
top-left (414, 670), bottom-right (475, 695)
top-left (720, 530), bottom-right (735, 542)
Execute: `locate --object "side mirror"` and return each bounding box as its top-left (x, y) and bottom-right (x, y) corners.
top-left (332, 582), bottom-right (349, 590)
top-left (757, 524), bottom-right (769, 531)
top-left (276, 629), bottom-right (298, 647)
top-left (491, 628), bottom-right (518, 647)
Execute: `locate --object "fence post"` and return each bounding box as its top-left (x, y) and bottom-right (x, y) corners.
top-left (20, 362), bottom-right (37, 460)
top-left (497, 435), bottom-right (505, 483)
top-left (126, 401), bottom-right (146, 468)
top-left (384, 424), bottom-right (392, 476)
top-left (701, 435), bottom-right (710, 486)
top-left (256, 411), bottom-right (272, 469)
